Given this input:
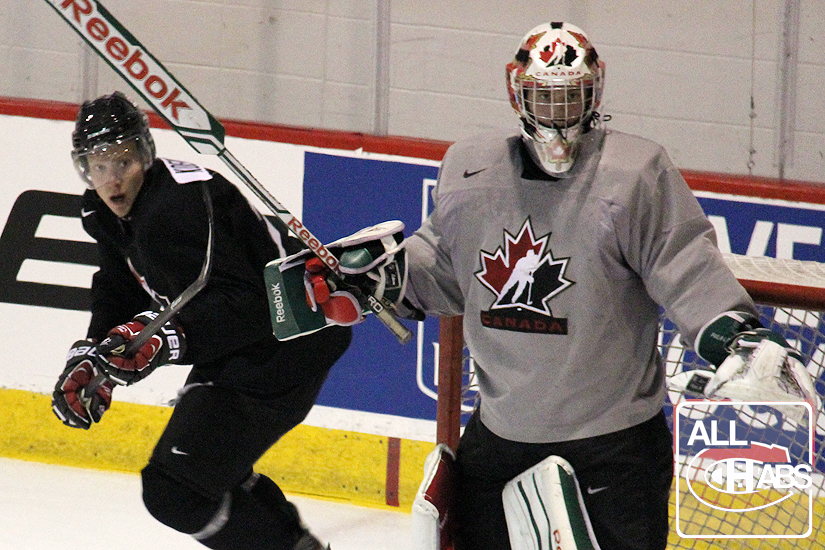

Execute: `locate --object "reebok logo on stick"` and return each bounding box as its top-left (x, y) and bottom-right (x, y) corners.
top-left (47, 0), bottom-right (211, 138)
top-left (286, 218), bottom-right (340, 271)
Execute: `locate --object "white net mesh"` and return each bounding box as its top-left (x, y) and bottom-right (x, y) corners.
top-left (722, 253), bottom-right (825, 288)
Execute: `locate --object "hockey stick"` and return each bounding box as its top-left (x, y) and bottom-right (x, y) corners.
top-left (123, 181), bottom-right (214, 356)
top-left (45, 0), bottom-right (412, 344)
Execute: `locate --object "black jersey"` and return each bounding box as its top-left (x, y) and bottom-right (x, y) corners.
top-left (81, 158), bottom-right (306, 365)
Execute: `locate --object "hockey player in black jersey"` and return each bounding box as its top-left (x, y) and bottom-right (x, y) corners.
top-left (51, 91), bottom-right (351, 550)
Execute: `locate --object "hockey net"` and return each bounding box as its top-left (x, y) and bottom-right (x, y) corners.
top-left (436, 253), bottom-right (825, 549)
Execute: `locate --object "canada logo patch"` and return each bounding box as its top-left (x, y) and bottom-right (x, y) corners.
top-left (475, 218), bottom-right (573, 334)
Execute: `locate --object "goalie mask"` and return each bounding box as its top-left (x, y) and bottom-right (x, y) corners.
top-left (506, 22), bottom-right (605, 175)
top-left (71, 92), bottom-right (156, 189)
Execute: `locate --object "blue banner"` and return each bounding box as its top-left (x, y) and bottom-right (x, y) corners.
top-left (697, 194), bottom-right (825, 261)
top-left (302, 152), bottom-right (441, 419)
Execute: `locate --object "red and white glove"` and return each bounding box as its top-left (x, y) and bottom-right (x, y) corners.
top-left (302, 220), bottom-right (422, 327)
top-left (96, 311), bottom-right (186, 386)
top-left (52, 340), bottom-right (115, 429)
top-left (304, 257), bottom-right (364, 326)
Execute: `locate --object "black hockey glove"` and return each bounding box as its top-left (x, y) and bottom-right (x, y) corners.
top-left (96, 311), bottom-right (186, 386)
top-left (52, 340), bottom-right (115, 429)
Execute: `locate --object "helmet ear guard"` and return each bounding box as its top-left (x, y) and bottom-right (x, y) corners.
top-left (506, 22), bottom-right (605, 175)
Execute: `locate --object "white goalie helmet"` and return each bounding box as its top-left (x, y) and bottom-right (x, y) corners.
top-left (506, 22), bottom-right (605, 175)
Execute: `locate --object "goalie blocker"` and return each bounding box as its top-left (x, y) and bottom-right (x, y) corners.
top-left (264, 220), bottom-right (418, 340)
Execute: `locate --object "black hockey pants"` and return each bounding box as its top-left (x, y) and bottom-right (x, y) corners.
top-left (141, 326), bottom-right (351, 550)
top-left (454, 409), bottom-right (674, 550)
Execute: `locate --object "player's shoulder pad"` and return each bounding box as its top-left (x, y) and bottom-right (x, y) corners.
top-left (159, 157), bottom-right (214, 184)
top-left (438, 128), bottom-right (516, 192)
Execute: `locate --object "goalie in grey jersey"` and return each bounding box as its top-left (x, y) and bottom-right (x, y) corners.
top-left (300, 21), bottom-right (818, 550)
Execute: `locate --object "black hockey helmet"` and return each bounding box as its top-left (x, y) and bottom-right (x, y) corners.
top-left (71, 91), bottom-right (156, 188)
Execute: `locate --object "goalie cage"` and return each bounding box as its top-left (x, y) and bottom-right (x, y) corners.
top-left (433, 253), bottom-right (825, 550)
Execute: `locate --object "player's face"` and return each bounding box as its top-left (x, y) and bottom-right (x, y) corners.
top-left (524, 85), bottom-right (590, 128)
top-left (86, 142), bottom-right (146, 218)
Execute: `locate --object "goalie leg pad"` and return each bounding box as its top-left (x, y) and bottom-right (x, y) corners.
top-left (412, 443), bottom-right (457, 550)
top-left (502, 455), bottom-right (601, 550)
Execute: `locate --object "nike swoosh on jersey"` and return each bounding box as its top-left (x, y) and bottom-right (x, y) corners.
top-left (586, 486), bottom-right (608, 494)
top-left (81, 209), bottom-right (96, 217)
top-left (463, 168), bottom-right (488, 178)
top-left (170, 446), bottom-right (189, 456)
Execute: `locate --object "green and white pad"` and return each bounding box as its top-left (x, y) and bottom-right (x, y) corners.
top-left (264, 220), bottom-right (407, 340)
top-left (503, 455), bottom-right (601, 550)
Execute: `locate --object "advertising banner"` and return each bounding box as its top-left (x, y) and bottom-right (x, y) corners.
top-left (1, 111), bottom-right (823, 444)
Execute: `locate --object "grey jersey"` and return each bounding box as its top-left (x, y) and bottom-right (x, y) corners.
top-left (405, 127), bottom-right (756, 443)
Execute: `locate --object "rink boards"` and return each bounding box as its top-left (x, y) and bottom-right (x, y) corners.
top-left (2, 102), bottom-right (825, 511)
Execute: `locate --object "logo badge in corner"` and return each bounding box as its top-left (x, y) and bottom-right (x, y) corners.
top-left (674, 400), bottom-right (814, 539)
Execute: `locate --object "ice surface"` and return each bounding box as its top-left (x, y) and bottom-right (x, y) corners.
top-left (0, 457), bottom-right (414, 550)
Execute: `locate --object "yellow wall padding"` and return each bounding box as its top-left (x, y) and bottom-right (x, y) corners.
top-left (0, 388), bottom-right (432, 511)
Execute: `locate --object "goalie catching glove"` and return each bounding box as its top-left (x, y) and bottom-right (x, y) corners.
top-left (96, 311), bottom-right (186, 386)
top-left (669, 311), bottom-right (820, 425)
top-left (52, 340), bottom-right (115, 429)
top-left (264, 221), bottom-right (422, 340)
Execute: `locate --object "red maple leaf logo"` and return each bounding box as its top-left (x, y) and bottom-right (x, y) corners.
top-left (477, 221), bottom-right (545, 294)
top-left (476, 219), bottom-right (573, 315)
